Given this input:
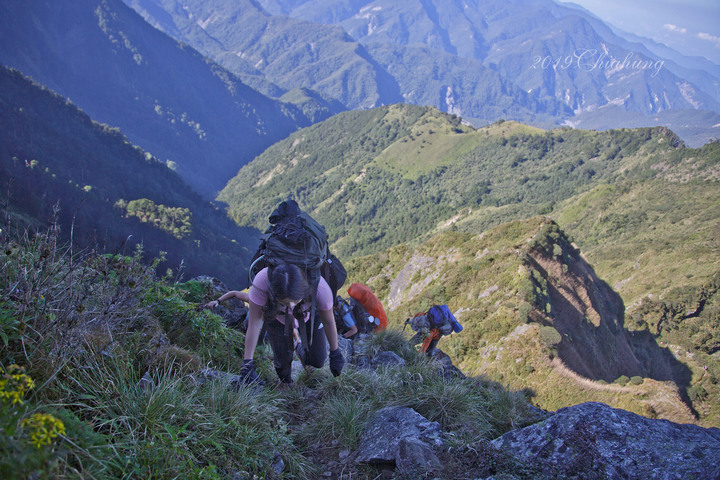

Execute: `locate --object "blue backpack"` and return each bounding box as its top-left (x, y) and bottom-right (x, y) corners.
top-left (427, 305), bottom-right (463, 335)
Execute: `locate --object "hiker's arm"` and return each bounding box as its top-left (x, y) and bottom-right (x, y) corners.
top-left (243, 301), bottom-right (264, 360)
top-left (343, 324), bottom-right (358, 338)
top-left (233, 291), bottom-right (250, 303)
top-left (205, 290), bottom-right (248, 308)
top-left (319, 308), bottom-right (339, 351)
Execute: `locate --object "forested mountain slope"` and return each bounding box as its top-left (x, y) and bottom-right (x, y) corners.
top-left (0, 66), bottom-right (260, 285)
top-left (219, 104), bottom-right (713, 259)
top-left (221, 104), bottom-right (719, 423)
top-left (0, 0), bottom-right (314, 197)
top-left (222, 103), bottom-right (718, 312)
top-left (124, 0), bottom-right (565, 126)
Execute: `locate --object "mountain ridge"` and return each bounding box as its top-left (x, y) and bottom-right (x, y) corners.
top-left (219, 103), bottom-right (719, 423)
top-left (346, 216), bottom-right (711, 425)
top-left (252, 0), bottom-right (720, 136)
top-left (0, 0), bottom-right (318, 197)
top-left (123, 0), bottom-right (720, 145)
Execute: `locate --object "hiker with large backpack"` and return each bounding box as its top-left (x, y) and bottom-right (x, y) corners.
top-left (239, 200), bottom-right (347, 386)
top-left (240, 263), bottom-right (343, 386)
top-left (405, 304), bottom-right (463, 355)
top-left (334, 295), bottom-right (359, 339)
top-left (333, 282), bottom-right (389, 339)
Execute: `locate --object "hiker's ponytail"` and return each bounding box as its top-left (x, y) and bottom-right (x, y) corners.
top-left (265, 263), bottom-right (311, 320)
top-left (269, 263), bottom-right (311, 299)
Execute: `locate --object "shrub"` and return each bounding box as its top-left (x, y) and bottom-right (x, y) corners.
top-left (518, 302), bottom-right (533, 323)
top-left (0, 366), bottom-right (69, 479)
top-left (614, 375), bottom-right (630, 386)
top-left (687, 385), bottom-right (708, 402)
top-left (538, 326), bottom-right (562, 348)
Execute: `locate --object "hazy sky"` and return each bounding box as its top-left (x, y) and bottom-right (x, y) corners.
top-left (560, 0), bottom-right (720, 64)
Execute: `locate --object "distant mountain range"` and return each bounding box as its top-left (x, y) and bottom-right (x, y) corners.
top-left (2, 0), bottom-right (717, 204)
top-left (0, 0), bottom-right (327, 197)
top-left (124, 0), bottom-right (720, 146)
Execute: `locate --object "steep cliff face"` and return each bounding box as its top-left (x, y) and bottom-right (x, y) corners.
top-left (524, 226), bottom-right (645, 382)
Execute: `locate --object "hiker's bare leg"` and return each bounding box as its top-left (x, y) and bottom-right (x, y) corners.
top-left (243, 301), bottom-right (264, 360)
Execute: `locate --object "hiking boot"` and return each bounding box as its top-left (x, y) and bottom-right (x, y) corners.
top-left (238, 359), bottom-right (265, 386)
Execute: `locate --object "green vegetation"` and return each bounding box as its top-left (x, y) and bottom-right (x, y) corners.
top-left (220, 106), bottom-right (699, 262)
top-left (555, 175), bottom-right (720, 307)
top-left (0, 222), bottom-right (543, 479)
top-left (116, 198), bottom-right (193, 239)
top-left (3, 53), bottom-right (719, 473)
top-left (220, 104), bottom-right (718, 425)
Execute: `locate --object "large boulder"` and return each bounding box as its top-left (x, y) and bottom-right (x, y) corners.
top-left (492, 401), bottom-right (720, 479)
top-left (355, 406), bottom-right (445, 474)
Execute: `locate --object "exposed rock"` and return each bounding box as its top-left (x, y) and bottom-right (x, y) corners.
top-left (429, 348), bottom-right (466, 379)
top-left (355, 406), bottom-right (445, 470)
top-left (396, 436), bottom-right (442, 475)
top-left (194, 368), bottom-right (241, 388)
top-left (349, 333), bottom-right (376, 369)
top-left (527, 239), bottom-right (644, 382)
top-left (271, 451), bottom-right (284, 475)
top-left (492, 402), bottom-right (720, 479)
top-left (194, 368), bottom-right (267, 393)
top-left (371, 350), bottom-right (406, 368)
top-left (353, 354), bottom-right (372, 369)
top-left (135, 372), bottom-right (155, 393)
top-left (336, 336), bottom-right (354, 363)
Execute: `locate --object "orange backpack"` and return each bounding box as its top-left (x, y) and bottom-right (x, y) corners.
top-left (347, 283), bottom-right (388, 332)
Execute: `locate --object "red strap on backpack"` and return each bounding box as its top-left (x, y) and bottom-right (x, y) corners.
top-left (420, 329), bottom-right (441, 354)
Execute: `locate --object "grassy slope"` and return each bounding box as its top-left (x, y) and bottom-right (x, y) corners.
top-left (220, 104), bottom-right (718, 308)
top-left (556, 179), bottom-right (720, 305)
top-left (346, 217), bottom-right (708, 425)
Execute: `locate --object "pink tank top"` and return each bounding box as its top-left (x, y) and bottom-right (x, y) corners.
top-left (248, 267), bottom-right (333, 327)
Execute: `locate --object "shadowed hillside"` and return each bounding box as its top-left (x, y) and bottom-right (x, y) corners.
top-left (0, 66), bottom-right (261, 286)
top-left (0, 0), bottom-right (313, 197)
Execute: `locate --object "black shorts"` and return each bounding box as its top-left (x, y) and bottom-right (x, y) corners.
top-left (266, 317), bottom-right (326, 383)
